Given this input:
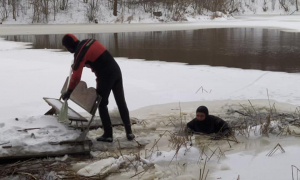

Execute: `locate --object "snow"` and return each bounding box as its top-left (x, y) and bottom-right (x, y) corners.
top-left (0, 14), bottom-right (299, 36)
top-left (141, 135), bottom-right (300, 180)
top-left (0, 29), bottom-right (300, 159)
top-left (0, 115), bottom-right (80, 156)
top-left (0, 36), bottom-right (299, 121)
top-left (76, 155), bottom-right (143, 177)
top-left (148, 146), bottom-right (200, 163)
top-left (1, 0), bottom-right (300, 26)
top-left (130, 99), bottom-right (296, 120)
top-left (211, 144), bottom-right (300, 180)
top-left (0, 14), bottom-right (300, 179)
top-left (77, 157), bottom-right (116, 177)
top-left (55, 154), bottom-right (68, 161)
top-left (1, 1), bottom-right (227, 25)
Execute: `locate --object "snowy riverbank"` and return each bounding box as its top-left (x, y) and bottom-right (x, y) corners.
top-left (1, 15), bottom-right (300, 179)
top-left (1, 15), bottom-right (300, 36)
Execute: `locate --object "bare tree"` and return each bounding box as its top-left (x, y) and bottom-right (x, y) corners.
top-left (42, 0), bottom-right (50, 22)
top-left (113, 0), bottom-right (117, 16)
top-left (279, 0), bottom-right (289, 11)
top-left (86, 0), bottom-right (100, 22)
top-left (271, 0), bottom-right (276, 10)
top-left (31, 0), bottom-right (50, 23)
top-left (0, 0), bottom-right (9, 21)
top-left (59, 0), bottom-right (68, 10)
top-left (262, 0), bottom-right (268, 11)
top-left (11, 0), bottom-right (18, 21)
top-left (5, 0), bottom-right (297, 24)
top-left (52, 0), bottom-right (59, 20)
top-left (32, 0), bottom-right (41, 23)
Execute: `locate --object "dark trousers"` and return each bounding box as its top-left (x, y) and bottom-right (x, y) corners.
top-left (96, 60), bottom-right (132, 137)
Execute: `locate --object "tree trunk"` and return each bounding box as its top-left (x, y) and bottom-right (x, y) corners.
top-left (60, 0), bottom-right (68, 10)
top-left (12, 0), bottom-right (16, 21)
top-left (43, 0), bottom-right (49, 22)
top-left (53, 0), bottom-right (56, 21)
top-left (2, 0), bottom-right (8, 19)
top-left (113, 0), bottom-right (117, 16)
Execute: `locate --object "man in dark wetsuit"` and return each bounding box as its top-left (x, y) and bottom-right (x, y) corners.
top-left (187, 106), bottom-right (231, 139)
top-left (61, 34), bottom-right (135, 142)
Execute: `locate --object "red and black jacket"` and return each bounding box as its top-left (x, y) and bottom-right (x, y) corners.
top-left (68, 39), bottom-right (108, 91)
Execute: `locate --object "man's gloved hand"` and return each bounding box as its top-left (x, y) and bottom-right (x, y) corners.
top-left (61, 89), bottom-right (73, 100)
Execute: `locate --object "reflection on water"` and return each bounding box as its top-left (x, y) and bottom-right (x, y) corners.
top-left (3, 28), bottom-right (300, 73)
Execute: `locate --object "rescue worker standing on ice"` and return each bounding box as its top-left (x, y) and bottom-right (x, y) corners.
top-left (61, 34), bottom-right (135, 142)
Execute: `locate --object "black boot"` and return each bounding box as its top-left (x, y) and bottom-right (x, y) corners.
top-left (124, 125), bottom-right (135, 141)
top-left (96, 134), bottom-right (113, 142)
top-left (126, 133), bottom-right (135, 141)
top-left (98, 105), bottom-right (113, 142)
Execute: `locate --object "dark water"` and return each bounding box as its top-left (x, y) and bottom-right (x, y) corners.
top-left (2, 28), bottom-right (300, 73)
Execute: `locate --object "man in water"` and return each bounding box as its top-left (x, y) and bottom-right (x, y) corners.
top-left (61, 34), bottom-right (135, 142)
top-left (187, 106), bottom-right (231, 139)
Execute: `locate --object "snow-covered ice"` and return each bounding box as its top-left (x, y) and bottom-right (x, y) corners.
top-left (0, 37), bottom-right (299, 121)
top-left (0, 28), bottom-right (300, 160)
top-left (148, 146), bottom-right (200, 163)
top-left (210, 139), bottom-right (300, 180)
top-left (0, 14), bottom-right (300, 180)
top-left (0, 115), bottom-right (80, 156)
top-left (77, 157), bottom-right (116, 177)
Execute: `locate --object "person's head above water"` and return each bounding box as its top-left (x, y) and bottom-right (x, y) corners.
top-left (62, 34), bottom-right (80, 53)
top-left (196, 106), bottom-right (209, 121)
